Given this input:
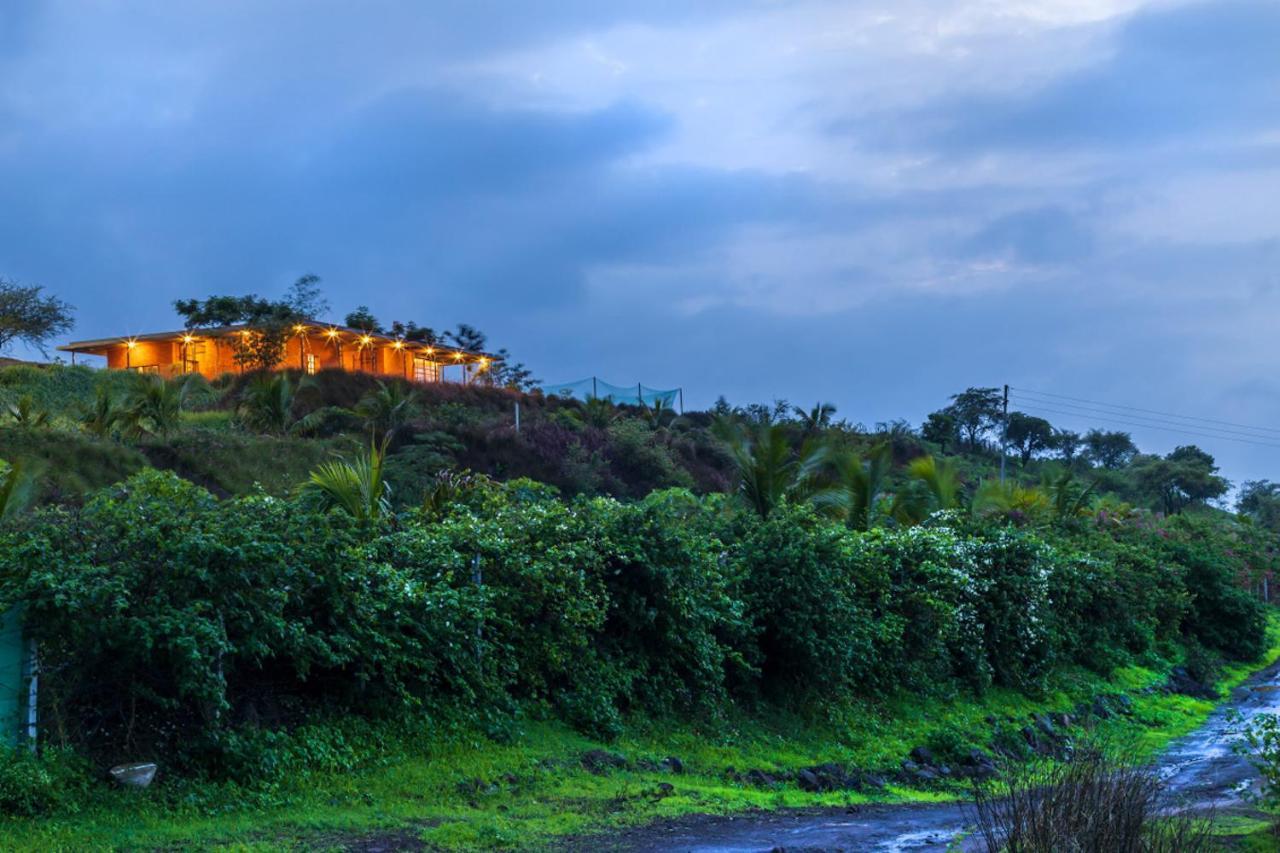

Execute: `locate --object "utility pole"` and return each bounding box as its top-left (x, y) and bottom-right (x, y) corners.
top-left (999, 384), bottom-right (1009, 484)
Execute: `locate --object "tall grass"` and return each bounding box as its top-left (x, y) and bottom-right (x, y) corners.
top-left (970, 747), bottom-right (1212, 852)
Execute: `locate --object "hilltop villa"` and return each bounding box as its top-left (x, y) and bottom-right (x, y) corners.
top-left (58, 322), bottom-right (495, 384)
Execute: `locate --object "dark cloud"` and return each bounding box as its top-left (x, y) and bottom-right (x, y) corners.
top-left (855, 0), bottom-right (1280, 153)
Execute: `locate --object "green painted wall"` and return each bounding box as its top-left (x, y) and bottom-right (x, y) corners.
top-left (0, 607), bottom-right (24, 747)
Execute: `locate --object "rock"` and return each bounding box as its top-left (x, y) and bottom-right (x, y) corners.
top-left (655, 782), bottom-right (675, 797)
top-left (1021, 726), bottom-right (1039, 748)
top-left (1052, 712), bottom-right (1072, 729)
top-left (957, 748), bottom-right (998, 780)
top-left (858, 772), bottom-right (887, 791)
top-left (1091, 697), bottom-right (1113, 719)
top-left (1165, 667), bottom-right (1217, 699)
top-left (909, 746), bottom-right (936, 765)
top-left (109, 762), bottom-right (157, 789)
top-left (580, 749), bottom-right (628, 774)
top-left (660, 756), bottom-right (685, 774)
top-left (746, 769), bottom-right (778, 787)
top-left (1034, 714), bottom-right (1055, 738)
top-left (795, 768), bottom-right (823, 792)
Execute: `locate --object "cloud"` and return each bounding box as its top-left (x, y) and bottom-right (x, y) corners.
top-left (878, 0), bottom-right (1280, 154)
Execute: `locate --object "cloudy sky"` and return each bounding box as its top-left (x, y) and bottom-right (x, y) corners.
top-left (2, 0), bottom-right (1279, 484)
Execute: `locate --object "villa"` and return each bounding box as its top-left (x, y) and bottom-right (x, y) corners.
top-left (58, 322), bottom-right (495, 384)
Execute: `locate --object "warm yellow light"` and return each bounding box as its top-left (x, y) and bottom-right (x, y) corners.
top-left (393, 340), bottom-right (404, 350)
top-left (125, 339), bottom-right (137, 349)
top-left (182, 335), bottom-right (194, 344)
top-left (241, 330), bottom-right (251, 337)
top-left (325, 328), bottom-right (339, 338)
top-left (425, 346), bottom-right (434, 354)
top-left (293, 324), bottom-right (306, 333)
top-left (453, 351), bottom-right (464, 360)
top-left (360, 335), bottom-right (372, 346)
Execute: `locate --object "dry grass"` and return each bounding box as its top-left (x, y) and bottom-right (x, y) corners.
top-left (970, 746), bottom-right (1213, 852)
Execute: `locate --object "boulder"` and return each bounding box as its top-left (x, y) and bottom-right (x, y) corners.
top-left (580, 749), bottom-right (628, 774)
top-left (909, 746), bottom-right (936, 766)
top-left (109, 762), bottom-right (157, 789)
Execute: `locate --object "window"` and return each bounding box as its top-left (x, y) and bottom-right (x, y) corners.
top-left (413, 357), bottom-right (440, 383)
top-left (305, 353), bottom-right (317, 375)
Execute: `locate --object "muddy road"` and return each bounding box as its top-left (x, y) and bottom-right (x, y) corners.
top-left (586, 660), bottom-right (1280, 852)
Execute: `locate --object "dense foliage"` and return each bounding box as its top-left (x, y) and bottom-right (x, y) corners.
top-left (0, 469), bottom-right (1266, 785)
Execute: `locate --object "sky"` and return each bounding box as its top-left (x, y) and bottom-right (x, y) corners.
top-left (2, 0), bottom-right (1280, 487)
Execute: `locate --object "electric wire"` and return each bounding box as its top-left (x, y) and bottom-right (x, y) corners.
top-left (1008, 402), bottom-right (1280, 450)
top-left (1010, 386), bottom-right (1280, 436)
top-left (1007, 393), bottom-right (1280, 444)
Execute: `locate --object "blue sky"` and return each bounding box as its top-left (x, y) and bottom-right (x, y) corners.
top-left (2, 0), bottom-right (1279, 487)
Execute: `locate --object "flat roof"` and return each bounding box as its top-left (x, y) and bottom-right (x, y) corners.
top-left (59, 320), bottom-right (498, 361)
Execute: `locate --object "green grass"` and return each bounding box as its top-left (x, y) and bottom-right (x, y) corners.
top-left (138, 429), bottom-right (353, 497)
top-left (7, 623), bottom-right (1279, 852)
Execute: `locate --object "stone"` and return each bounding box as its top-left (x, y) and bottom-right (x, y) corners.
top-left (909, 746), bottom-right (936, 765)
top-left (660, 756), bottom-right (685, 774)
top-left (109, 762), bottom-right (157, 789)
top-left (655, 782), bottom-right (675, 797)
top-left (580, 749), bottom-right (628, 775)
top-left (746, 769), bottom-right (778, 787)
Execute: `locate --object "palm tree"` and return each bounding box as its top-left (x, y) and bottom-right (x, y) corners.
top-left (1043, 468), bottom-right (1097, 523)
top-left (238, 373), bottom-right (306, 434)
top-left (4, 395), bottom-right (49, 429)
top-left (644, 397), bottom-right (677, 430)
top-left (893, 454), bottom-right (963, 524)
top-left (794, 402), bottom-right (837, 434)
top-left (302, 438), bottom-right (392, 522)
top-left (972, 479), bottom-right (1051, 522)
top-left (0, 459), bottom-right (33, 522)
top-left (716, 419), bottom-right (829, 519)
top-left (122, 375), bottom-right (193, 437)
top-left (354, 381), bottom-right (419, 439)
top-left (81, 385), bottom-right (121, 437)
top-left (821, 443), bottom-right (892, 531)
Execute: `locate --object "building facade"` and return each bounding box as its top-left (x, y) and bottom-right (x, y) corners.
top-left (58, 323), bottom-right (494, 384)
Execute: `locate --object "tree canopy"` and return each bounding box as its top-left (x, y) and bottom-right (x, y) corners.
top-left (0, 278), bottom-right (75, 355)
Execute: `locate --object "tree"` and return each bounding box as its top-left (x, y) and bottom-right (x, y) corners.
top-left (794, 402), bottom-right (837, 434)
top-left (0, 279), bottom-right (75, 356)
top-left (713, 420), bottom-right (828, 519)
top-left (173, 294), bottom-right (301, 372)
top-left (447, 323), bottom-right (487, 353)
top-left (823, 443), bottom-right (892, 531)
top-left (921, 410), bottom-right (959, 454)
top-left (1085, 429), bottom-right (1138, 469)
top-left (355, 381), bottom-right (420, 440)
top-left (488, 348), bottom-right (537, 391)
top-left (302, 439), bottom-right (392, 522)
top-left (1052, 428), bottom-right (1083, 463)
top-left (284, 273), bottom-right (329, 319)
top-left (122, 375), bottom-right (197, 437)
top-left (388, 320), bottom-right (438, 344)
top-left (947, 387), bottom-right (1003, 449)
top-left (1134, 445), bottom-right (1228, 514)
top-left (1004, 412), bottom-right (1054, 466)
top-left (344, 305), bottom-right (383, 333)
top-left (237, 373), bottom-right (306, 434)
top-left (1239, 480), bottom-right (1280, 531)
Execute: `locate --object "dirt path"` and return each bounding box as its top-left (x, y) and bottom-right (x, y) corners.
top-left (579, 659), bottom-right (1280, 852)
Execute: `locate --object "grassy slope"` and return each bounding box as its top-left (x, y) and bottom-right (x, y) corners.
top-left (8, 620), bottom-right (1279, 852)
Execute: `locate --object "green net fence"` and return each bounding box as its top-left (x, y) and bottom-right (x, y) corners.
top-left (542, 378), bottom-right (681, 409)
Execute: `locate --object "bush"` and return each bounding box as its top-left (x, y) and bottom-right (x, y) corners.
top-left (0, 747), bottom-right (90, 817)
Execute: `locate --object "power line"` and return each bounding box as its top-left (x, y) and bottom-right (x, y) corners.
top-left (1011, 385), bottom-right (1280, 436)
top-left (1007, 393), bottom-right (1280, 444)
top-left (1010, 402), bottom-right (1280, 450)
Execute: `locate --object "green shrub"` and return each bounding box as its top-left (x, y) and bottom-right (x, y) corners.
top-left (0, 747), bottom-right (90, 817)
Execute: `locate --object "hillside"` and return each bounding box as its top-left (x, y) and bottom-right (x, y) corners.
top-left (0, 363), bottom-right (1277, 849)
